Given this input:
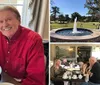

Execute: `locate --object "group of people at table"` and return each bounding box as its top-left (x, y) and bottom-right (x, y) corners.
top-left (50, 57), bottom-right (100, 85)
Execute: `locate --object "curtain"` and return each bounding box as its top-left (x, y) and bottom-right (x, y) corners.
top-left (29, 0), bottom-right (49, 40)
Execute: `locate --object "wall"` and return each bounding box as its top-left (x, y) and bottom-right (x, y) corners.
top-left (50, 44), bottom-right (100, 61)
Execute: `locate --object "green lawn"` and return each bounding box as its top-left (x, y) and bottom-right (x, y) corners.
top-left (50, 22), bottom-right (100, 30)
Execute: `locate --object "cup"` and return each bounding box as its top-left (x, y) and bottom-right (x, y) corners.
top-left (63, 73), bottom-right (68, 79)
top-left (85, 74), bottom-right (89, 82)
top-left (72, 75), bottom-right (77, 79)
top-left (78, 74), bottom-right (83, 79)
top-left (68, 75), bottom-right (71, 79)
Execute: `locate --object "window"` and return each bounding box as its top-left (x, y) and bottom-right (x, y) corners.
top-left (0, 0), bottom-right (30, 27)
top-left (92, 46), bottom-right (100, 59)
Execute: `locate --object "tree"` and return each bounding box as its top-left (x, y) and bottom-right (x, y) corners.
top-left (65, 14), bottom-right (70, 22)
top-left (51, 6), bottom-right (60, 21)
top-left (84, 0), bottom-right (100, 19)
top-left (50, 14), bottom-right (55, 21)
top-left (71, 12), bottom-right (82, 21)
top-left (81, 16), bottom-right (86, 21)
top-left (58, 14), bottom-right (65, 24)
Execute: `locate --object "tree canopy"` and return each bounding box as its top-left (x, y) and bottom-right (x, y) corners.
top-left (51, 6), bottom-right (60, 21)
top-left (84, 0), bottom-right (100, 17)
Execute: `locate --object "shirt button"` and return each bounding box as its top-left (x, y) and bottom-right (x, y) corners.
top-left (8, 51), bottom-right (10, 53)
top-left (6, 61), bottom-right (9, 63)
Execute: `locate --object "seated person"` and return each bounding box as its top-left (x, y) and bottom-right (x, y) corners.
top-left (81, 61), bottom-right (90, 76)
top-left (61, 58), bottom-right (69, 66)
top-left (50, 58), bottom-right (65, 85)
top-left (80, 57), bottom-right (100, 85)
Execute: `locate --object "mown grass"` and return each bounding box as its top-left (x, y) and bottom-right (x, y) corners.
top-left (50, 22), bottom-right (100, 30)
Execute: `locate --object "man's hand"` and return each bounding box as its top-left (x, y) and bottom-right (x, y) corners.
top-left (1, 71), bottom-right (21, 85)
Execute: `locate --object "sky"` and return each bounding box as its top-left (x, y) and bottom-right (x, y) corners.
top-left (51, 0), bottom-right (89, 17)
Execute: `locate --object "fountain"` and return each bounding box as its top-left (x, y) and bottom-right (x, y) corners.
top-left (72, 17), bottom-right (80, 33)
top-left (50, 18), bottom-right (100, 42)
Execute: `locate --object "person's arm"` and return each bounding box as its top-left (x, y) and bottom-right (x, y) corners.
top-left (82, 64), bottom-right (87, 75)
top-left (55, 67), bottom-right (65, 77)
top-left (50, 66), bottom-right (55, 80)
top-left (1, 72), bottom-right (21, 85)
top-left (22, 35), bottom-right (45, 85)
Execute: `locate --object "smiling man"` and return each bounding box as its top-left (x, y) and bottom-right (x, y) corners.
top-left (0, 6), bottom-right (45, 85)
top-left (0, 6), bottom-right (20, 39)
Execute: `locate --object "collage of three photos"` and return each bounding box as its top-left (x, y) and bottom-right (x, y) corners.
top-left (50, 0), bottom-right (100, 85)
top-left (0, 0), bottom-right (100, 85)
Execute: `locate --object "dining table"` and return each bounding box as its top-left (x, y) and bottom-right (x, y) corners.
top-left (51, 66), bottom-right (85, 85)
top-left (51, 77), bottom-right (85, 85)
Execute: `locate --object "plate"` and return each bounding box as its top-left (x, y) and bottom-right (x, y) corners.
top-left (0, 82), bottom-right (14, 85)
top-left (72, 77), bottom-right (77, 79)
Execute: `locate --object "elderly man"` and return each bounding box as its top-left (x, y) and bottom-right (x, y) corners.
top-left (81, 57), bottom-right (100, 85)
top-left (0, 6), bottom-right (45, 85)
